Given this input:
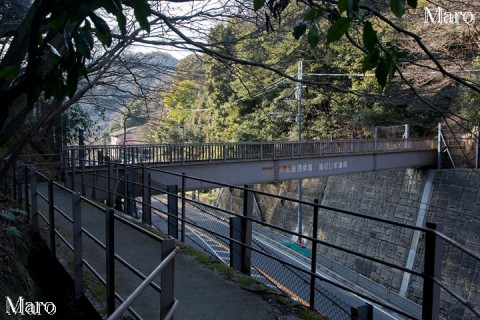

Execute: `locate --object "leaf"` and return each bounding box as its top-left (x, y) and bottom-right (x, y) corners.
top-left (292, 22), bottom-right (308, 40)
top-left (50, 11), bottom-right (69, 32)
top-left (131, 0), bottom-right (151, 33)
top-left (362, 48), bottom-right (380, 72)
top-left (89, 13), bottom-right (112, 46)
top-left (326, 17), bottom-right (351, 44)
top-left (385, 51), bottom-right (396, 80)
top-left (338, 0), bottom-right (348, 13)
top-left (66, 66), bottom-right (79, 98)
top-left (103, 0), bottom-right (120, 15)
top-left (47, 43), bottom-right (62, 58)
top-left (338, 0), bottom-right (359, 16)
top-left (253, 0), bottom-right (265, 11)
top-left (74, 32), bottom-right (92, 59)
top-left (304, 8), bottom-right (324, 21)
top-left (4, 226), bottom-right (22, 238)
top-left (375, 58), bottom-right (388, 88)
top-left (307, 24), bottom-right (320, 47)
top-left (116, 10), bottom-right (127, 36)
top-left (407, 0), bottom-right (417, 9)
top-left (0, 65), bottom-right (21, 80)
top-left (363, 21), bottom-right (377, 52)
top-left (390, 0), bottom-right (405, 18)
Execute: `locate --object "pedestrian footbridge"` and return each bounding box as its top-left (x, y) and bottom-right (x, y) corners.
top-left (64, 139), bottom-right (437, 195)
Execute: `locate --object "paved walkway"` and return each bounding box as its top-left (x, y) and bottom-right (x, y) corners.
top-left (36, 183), bottom-right (312, 320)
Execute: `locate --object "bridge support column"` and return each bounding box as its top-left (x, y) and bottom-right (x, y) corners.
top-left (422, 222), bottom-right (443, 320)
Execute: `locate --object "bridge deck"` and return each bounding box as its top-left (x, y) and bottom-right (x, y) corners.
top-left (65, 138), bottom-right (437, 167)
top-left (64, 139), bottom-right (437, 193)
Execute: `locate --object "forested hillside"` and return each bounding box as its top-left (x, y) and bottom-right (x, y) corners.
top-left (150, 1), bottom-right (480, 144)
top-left (1, 0), bottom-right (479, 166)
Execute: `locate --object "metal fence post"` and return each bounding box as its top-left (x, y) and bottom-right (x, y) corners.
top-left (71, 163), bottom-right (76, 192)
top-left (106, 208), bottom-right (115, 316)
top-left (80, 157), bottom-right (86, 196)
top-left (48, 180), bottom-right (56, 259)
top-left (241, 185), bottom-right (253, 275)
top-left (24, 167), bottom-right (30, 213)
top-left (160, 239), bottom-right (175, 320)
top-left (310, 199), bottom-right (319, 309)
top-left (229, 216), bottom-right (243, 272)
top-left (437, 123), bottom-right (442, 169)
top-left (108, 162), bottom-right (114, 208)
top-left (181, 173), bottom-right (186, 243)
top-left (30, 170), bottom-right (38, 234)
top-left (142, 166), bottom-right (152, 225)
top-left (126, 166), bottom-right (137, 217)
top-left (72, 192), bottom-right (84, 306)
top-left (13, 165), bottom-right (18, 202)
top-left (422, 222), bottom-right (443, 320)
top-left (351, 304), bottom-right (373, 320)
top-left (167, 185), bottom-right (179, 239)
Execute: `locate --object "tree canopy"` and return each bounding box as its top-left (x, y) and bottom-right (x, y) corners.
top-left (0, 0), bottom-right (479, 167)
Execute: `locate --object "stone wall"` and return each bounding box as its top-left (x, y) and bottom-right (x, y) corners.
top-left (216, 169), bottom-right (480, 319)
top-left (409, 170), bottom-right (480, 319)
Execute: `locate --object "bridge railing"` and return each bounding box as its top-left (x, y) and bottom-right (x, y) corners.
top-left (55, 159), bottom-right (478, 320)
top-left (13, 166), bottom-right (178, 320)
top-left (63, 138), bottom-right (437, 168)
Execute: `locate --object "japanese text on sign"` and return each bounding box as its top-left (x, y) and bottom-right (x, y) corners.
top-left (282, 161), bottom-right (348, 173)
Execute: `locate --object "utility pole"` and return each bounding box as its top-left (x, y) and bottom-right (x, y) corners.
top-left (296, 60), bottom-right (303, 243)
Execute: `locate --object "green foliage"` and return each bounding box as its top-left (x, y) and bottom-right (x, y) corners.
top-left (61, 104), bottom-right (99, 144)
top-left (1, 0), bottom-right (153, 124)
top-left (254, 0), bottom-right (418, 88)
top-left (1, 208), bottom-right (27, 239)
top-left (456, 57), bottom-right (480, 124)
top-left (326, 18), bottom-right (352, 45)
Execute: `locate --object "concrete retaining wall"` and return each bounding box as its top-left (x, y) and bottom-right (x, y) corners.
top-left (216, 169), bottom-right (480, 319)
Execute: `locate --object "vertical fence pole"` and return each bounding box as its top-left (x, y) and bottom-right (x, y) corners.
top-left (72, 192), bottom-right (84, 306)
top-left (48, 180), bottom-right (56, 259)
top-left (108, 162), bottom-right (114, 208)
top-left (181, 173), bottom-right (186, 243)
top-left (13, 165), bottom-right (18, 202)
top-left (422, 222), bottom-right (443, 320)
top-left (80, 156), bottom-right (86, 197)
top-left (309, 199), bottom-right (319, 309)
top-left (106, 208), bottom-right (115, 316)
top-left (229, 216), bottom-right (243, 272)
top-left (242, 185), bottom-right (253, 275)
top-left (437, 123), bottom-right (442, 169)
top-left (476, 131), bottom-right (479, 169)
top-left (3, 160), bottom-right (7, 197)
top-left (160, 239), bottom-right (175, 320)
top-left (24, 167), bottom-right (29, 213)
top-left (142, 165), bottom-right (152, 225)
top-left (30, 170), bottom-right (38, 234)
top-left (71, 163), bottom-right (76, 192)
top-left (167, 185), bottom-right (179, 239)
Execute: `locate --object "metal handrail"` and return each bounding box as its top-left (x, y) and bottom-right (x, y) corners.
top-left (24, 169), bottom-right (178, 320)
top-left (107, 248), bottom-right (179, 320)
top-left (63, 138), bottom-right (437, 167)
top-left (15, 160), bottom-right (479, 319)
